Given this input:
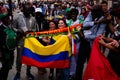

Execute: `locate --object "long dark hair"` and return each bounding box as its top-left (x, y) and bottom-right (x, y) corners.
top-left (48, 20), bottom-right (58, 29)
top-left (80, 8), bottom-right (86, 15)
top-left (111, 8), bottom-right (120, 19)
top-left (58, 19), bottom-right (67, 27)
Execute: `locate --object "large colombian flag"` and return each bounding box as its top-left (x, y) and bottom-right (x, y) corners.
top-left (22, 35), bottom-right (71, 68)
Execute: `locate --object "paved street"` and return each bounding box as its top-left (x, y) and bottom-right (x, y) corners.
top-left (8, 50), bottom-right (49, 80)
top-left (8, 65), bottom-right (49, 80)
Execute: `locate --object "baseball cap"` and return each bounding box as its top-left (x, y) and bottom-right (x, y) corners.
top-left (35, 8), bottom-right (42, 13)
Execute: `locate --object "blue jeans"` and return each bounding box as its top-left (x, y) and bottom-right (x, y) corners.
top-left (56, 68), bottom-right (70, 80)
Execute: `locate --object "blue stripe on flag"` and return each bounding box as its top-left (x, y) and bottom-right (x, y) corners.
top-left (22, 48), bottom-right (69, 62)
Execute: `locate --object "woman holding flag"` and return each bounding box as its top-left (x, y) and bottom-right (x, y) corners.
top-left (54, 19), bottom-right (72, 80)
top-left (47, 20), bottom-right (58, 80)
top-left (39, 19), bottom-right (72, 80)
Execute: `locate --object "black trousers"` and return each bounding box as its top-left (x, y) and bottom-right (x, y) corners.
top-left (0, 60), bottom-right (10, 80)
top-left (108, 52), bottom-right (120, 77)
top-left (75, 39), bottom-right (91, 80)
top-left (0, 50), bottom-right (14, 80)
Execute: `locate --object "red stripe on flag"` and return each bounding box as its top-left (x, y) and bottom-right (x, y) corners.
top-left (22, 56), bottom-right (69, 68)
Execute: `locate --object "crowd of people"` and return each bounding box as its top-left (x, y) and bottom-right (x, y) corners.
top-left (0, 0), bottom-right (120, 80)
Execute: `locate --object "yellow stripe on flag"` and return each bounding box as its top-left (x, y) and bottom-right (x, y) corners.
top-left (24, 35), bottom-right (71, 56)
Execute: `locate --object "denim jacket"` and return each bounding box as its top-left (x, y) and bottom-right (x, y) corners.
top-left (83, 12), bottom-right (106, 46)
